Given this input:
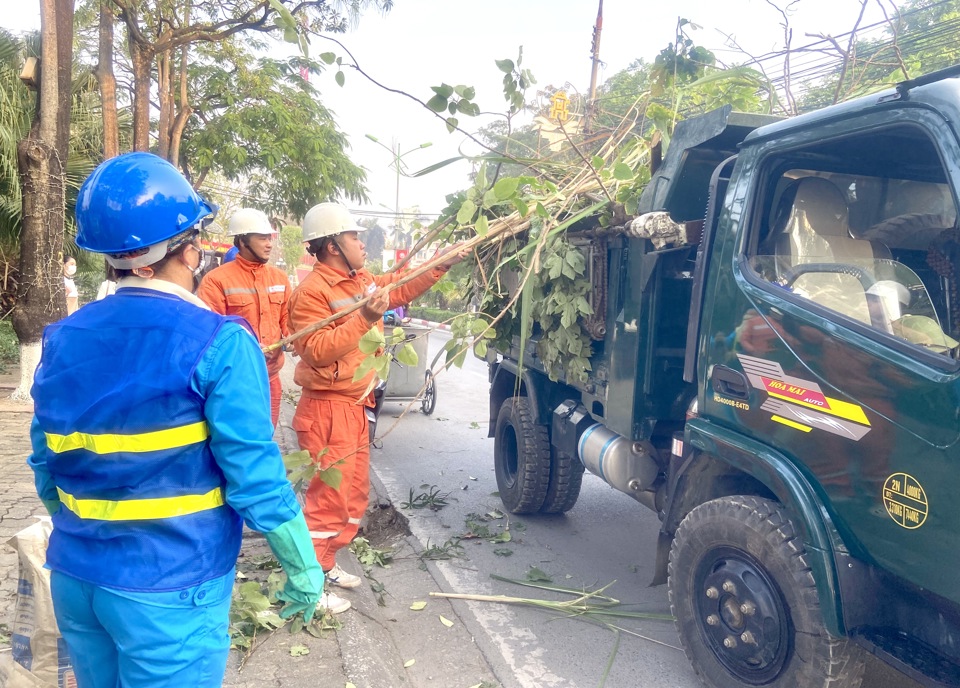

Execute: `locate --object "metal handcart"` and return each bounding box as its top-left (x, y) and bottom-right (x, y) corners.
top-left (380, 322), bottom-right (437, 415)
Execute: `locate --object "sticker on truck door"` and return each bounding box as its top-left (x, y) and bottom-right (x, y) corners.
top-left (882, 473), bottom-right (928, 529)
top-left (737, 354), bottom-right (872, 441)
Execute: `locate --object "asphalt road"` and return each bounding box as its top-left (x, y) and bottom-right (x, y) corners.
top-left (367, 327), bottom-right (921, 688)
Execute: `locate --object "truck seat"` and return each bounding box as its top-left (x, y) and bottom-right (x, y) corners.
top-left (771, 177), bottom-right (892, 325)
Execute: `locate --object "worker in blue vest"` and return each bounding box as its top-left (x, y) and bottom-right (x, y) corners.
top-left (27, 152), bottom-right (325, 688)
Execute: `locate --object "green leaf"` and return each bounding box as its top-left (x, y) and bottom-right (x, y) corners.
top-left (319, 52), bottom-right (336, 65)
top-left (474, 339), bottom-right (488, 358)
top-left (495, 58), bottom-right (515, 73)
top-left (493, 177), bottom-right (520, 200)
top-left (432, 83), bottom-right (454, 98)
top-left (289, 615), bottom-right (304, 635)
top-left (591, 155), bottom-right (604, 169)
top-left (457, 199), bottom-right (478, 225)
top-left (289, 644), bottom-right (309, 656)
top-left (352, 355), bottom-right (376, 382)
top-left (410, 601), bottom-right (427, 611)
top-left (513, 197), bottom-right (529, 217)
top-left (426, 94), bottom-right (447, 113)
top-left (526, 566), bottom-right (552, 583)
top-left (445, 117), bottom-right (458, 133)
top-left (317, 464), bottom-right (343, 490)
top-left (458, 101), bottom-right (480, 117)
top-left (396, 343), bottom-right (419, 367)
top-left (613, 163), bottom-right (633, 181)
top-left (358, 327), bottom-right (384, 354)
top-left (335, 71), bottom-right (345, 87)
top-left (439, 615), bottom-right (454, 628)
top-left (454, 85), bottom-right (476, 99)
top-left (475, 215), bottom-right (489, 237)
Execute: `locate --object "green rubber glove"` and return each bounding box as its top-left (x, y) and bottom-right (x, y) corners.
top-left (264, 514), bottom-right (324, 623)
top-left (41, 498), bottom-right (60, 516)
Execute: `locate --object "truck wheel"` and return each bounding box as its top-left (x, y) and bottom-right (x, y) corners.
top-left (494, 397), bottom-right (551, 514)
top-left (539, 450), bottom-right (584, 514)
top-left (668, 496), bottom-right (864, 688)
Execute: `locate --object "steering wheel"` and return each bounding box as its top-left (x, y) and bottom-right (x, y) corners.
top-left (781, 262), bottom-right (887, 330)
top-left (782, 262), bottom-right (876, 291)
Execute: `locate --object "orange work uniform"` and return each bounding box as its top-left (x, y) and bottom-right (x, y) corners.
top-left (197, 255), bottom-right (290, 426)
top-left (288, 260), bottom-right (446, 571)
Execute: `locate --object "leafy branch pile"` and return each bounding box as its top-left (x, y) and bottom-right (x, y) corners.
top-left (430, 129), bottom-right (651, 383)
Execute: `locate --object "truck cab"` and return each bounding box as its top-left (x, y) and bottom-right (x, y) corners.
top-left (487, 66), bottom-right (960, 687)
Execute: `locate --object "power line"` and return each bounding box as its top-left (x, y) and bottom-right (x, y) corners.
top-left (736, 0), bottom-right (960, 102)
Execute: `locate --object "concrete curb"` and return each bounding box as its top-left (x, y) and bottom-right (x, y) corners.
top-left (405, 319), bottom-right (450, 331)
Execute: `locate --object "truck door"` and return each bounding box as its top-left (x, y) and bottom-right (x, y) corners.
top-left (705, 109), bottom-right (960, 607)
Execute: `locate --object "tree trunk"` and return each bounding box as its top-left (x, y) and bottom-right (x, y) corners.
top-left (12, 0), bottom-right (73, 401)
top-left (157, 47), bottom-right (172, 160)
top-left (168, 38), bottom-right (192, 165)
top-left (129, 34), bottom-right (151, 151)
top-left (98, 0), bottom-right (119, 159)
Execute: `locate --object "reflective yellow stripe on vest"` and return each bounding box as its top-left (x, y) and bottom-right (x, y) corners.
top-left (45, 421), bottom-right (210, 455)
top-left (57, 486), bottom-right (225, 521)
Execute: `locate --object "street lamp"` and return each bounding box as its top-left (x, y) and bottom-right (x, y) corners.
top-left (365, 134), bottom-right (432, 240)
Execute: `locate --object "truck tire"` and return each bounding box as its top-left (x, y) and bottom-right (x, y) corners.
top-left (539, 450), bottom-right (584, 514)
top-left (494, 397), bottom-right (551, 514)
top-left (668, 496), bottom-right (864, 688)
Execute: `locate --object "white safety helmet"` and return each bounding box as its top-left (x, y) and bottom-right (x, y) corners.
top-left (227, 208), bottom-right (274, 237)
top-left (301, 202), bottom-right (366, 243)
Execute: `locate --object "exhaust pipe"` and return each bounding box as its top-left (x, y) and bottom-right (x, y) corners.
top-left (577, 424), bottom-right (659, 500)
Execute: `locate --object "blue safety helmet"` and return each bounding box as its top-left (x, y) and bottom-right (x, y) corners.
top-left (76, 152), bottom-right (216, 268)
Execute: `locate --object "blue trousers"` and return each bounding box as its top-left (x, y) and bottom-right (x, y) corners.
top-left (50, 569), bottom-right (233, 688)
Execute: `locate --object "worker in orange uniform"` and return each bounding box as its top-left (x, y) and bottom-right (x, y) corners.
top-left (197, 208), bottom-right (291, 427)
top-left (288, 202), bottom-right (467, 607)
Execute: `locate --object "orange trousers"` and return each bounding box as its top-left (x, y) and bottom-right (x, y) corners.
top-left (269, 372), bottom-right (281, 428)
top-left (292, 396), bottom-right (369, 571)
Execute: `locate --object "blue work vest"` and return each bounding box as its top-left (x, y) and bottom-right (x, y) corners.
top-left (32, 288), bottom-right (245, 591)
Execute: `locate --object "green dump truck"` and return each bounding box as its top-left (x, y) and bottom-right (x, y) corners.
top-left (486, 66), bottom-right (960, 687)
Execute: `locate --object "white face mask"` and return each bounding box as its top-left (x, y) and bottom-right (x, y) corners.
top-left (64, 264), bottom-right (76, 277)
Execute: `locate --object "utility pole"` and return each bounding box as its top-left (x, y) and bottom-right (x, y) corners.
top-left (584, 0), bottom-right (603, 134)
top-left (393, 140), bottom-right (401, 238)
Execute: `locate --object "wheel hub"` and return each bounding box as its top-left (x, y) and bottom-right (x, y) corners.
top-left (695, 547), bottom-right (791, 683)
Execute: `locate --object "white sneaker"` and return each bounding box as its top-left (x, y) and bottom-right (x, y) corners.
top-left (316, 591), bottom-right (351, 615)
top-left (326, 563), bottom-right (362, 589)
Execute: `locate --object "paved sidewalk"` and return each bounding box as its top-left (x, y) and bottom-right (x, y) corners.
top-left (0, 364), bottom-right (500, 688)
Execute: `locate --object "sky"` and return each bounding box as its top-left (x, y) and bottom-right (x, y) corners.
top-left (3, 0), bottom-right (890, 222)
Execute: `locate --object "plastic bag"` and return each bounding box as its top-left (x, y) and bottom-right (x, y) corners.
top-left (0, 518), bottom-right (76, 687)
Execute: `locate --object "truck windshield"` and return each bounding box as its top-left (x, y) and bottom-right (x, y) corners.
top-left (746, 130), bottom-right (960, 357)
